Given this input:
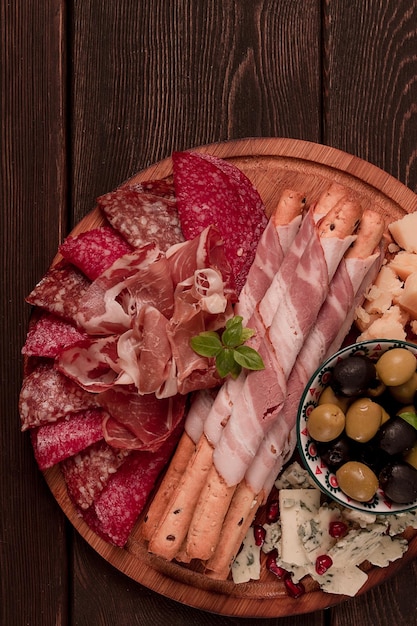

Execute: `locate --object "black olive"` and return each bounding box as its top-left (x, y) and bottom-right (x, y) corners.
top-left (330, 355), bottom-right (377, 397)
top-left (350, 439), bottom-right (392, 475)
top-left (377, 416), bottom-right (417, 456)
top-left (379, 461), bottom-right (417, 504)
top-left (317, 436), bottom-right (352, 469)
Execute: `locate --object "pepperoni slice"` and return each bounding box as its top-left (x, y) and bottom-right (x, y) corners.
top-left (31, 408), bottom-right (105, 470)
top-left (21, 313), bottom-right (88, 358)
top-left (172, 151), bottom-right (268, 292)
top-left (98, 186), bottom-right (184, 251)
top-left (59, 226), bottom-right (133, 280)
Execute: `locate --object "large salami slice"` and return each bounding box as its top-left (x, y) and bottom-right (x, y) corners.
top-left (172, 151), bottom-right (268, 292)
top-left (21, 313), bottom-right (88, 358)
top-left (25, 261), bottom-right (91, 323)
top-left (61, 441), bottom-right (131, 510)
top-left (59, 226), bottom-right (133, 280)
top-left (19, 363), bottom-right (99, 430)
top-left (84, 425), bottom-right (182, 547)
top-left (31, 408), bottom-right (105, 470)
top-left (98, 186), bottom-right (184, 251)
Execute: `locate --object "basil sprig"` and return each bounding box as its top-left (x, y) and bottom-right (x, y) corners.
top-left (190, 316), bottom-right (265, 379)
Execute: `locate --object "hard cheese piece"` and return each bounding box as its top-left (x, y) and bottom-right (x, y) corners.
top-left (389, 212), bottom-right (417, 253)
top-left (278, 488), bottom-right (321, 565)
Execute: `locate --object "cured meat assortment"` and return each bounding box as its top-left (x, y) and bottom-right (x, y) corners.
top-left (19, 151), bottom-right (386, 574)
top-left (20, 153), bottom-right (269, 547)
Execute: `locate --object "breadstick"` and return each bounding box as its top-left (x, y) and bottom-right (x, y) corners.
top-left (317, 196), bottom-right (362, 237)
top-left (205, 481), bottom-right (262, 578)
top-left (345, 209), bottom-right (385, 258)
top-left (147, 434), bottom-right (213, 560)
top-left (141, 432), bottom-right (195, 541)
top-left (272, 189), bottom-right (305, 225)
top-left (312, 182), bottom-right (348, 221)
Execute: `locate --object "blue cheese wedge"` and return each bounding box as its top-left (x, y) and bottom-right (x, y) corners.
top-left (231, 526), bottom-right (261, 584)
top-left (310, 565), bottom-right (368, 596)
top-left (298, 503), bottom-right (341, 560)
top-left (327, 523), bottom-right (388, 568)
top-left (367, 535), bottom-right (408, 567)
top-left (279, 488), bottom-right (321, 565)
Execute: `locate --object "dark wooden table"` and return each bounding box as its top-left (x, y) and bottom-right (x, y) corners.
top-left (2, 2), bottom-right (417, 624)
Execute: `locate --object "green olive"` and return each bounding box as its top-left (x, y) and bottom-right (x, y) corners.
top-left (375, 348), bottom-right (416, 387)
top-left (389, 372), bottom-right (417, 404)
top-left (345, 397), bottom-right (382, 443)
top-left (336, 461), bottom-right (379, 502)
top-left (307, 403), bottom-right (346, 442)
top-left (367, 379), bottom-right (386, 397)
top-left (318, 386), bottom-right (351, 412)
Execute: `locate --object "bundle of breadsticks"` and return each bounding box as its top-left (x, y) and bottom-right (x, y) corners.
top-left (140, 183), bottom-right (386, 579)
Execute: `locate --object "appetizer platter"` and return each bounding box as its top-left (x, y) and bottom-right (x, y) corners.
top-left (20, 138), bottom-right (417, 618)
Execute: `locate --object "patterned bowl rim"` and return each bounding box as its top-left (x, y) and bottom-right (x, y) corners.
top-left (296, 339), bottom-right (417, 514)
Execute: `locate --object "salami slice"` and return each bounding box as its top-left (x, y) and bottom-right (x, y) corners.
top-left (98, 186), bottom-right (184, 251)
top-left (19, 363), bottom-right (99, 430)
top-left (25, 260), bottom-right (91, 322)
top-left (86, 425), bottom-right (182, 546)
top-left (61, 440), bottom-right (131, 510)
top-left (21, 313), bottom-right (88, 358)
top-left (172, 151), bottom-right (268, 292)
top-left (136, 179), bottom-right (175, 199)
top-left (31, 408), bottom-right (105, 470)
top-left (59, 226), bottom-right (133, 280)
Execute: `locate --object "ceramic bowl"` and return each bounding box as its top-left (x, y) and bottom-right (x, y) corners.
top-left (297, 338), bottom-right (417, 514)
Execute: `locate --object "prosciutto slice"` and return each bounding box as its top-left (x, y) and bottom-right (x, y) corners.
top-left (212, 210), bottom-right (356, 487)
top-left (99, 386), bottom-right (186, 451)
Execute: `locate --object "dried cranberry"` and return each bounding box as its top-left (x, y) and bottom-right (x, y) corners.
top-left (253, 524), bottom-right (266, 547)
top-left (315, 554), bottom-right (333, 575)
top-left (329, 520), bottom-right (348, 539)
top-left (265, 549), bottom-right (287, 579)
top-left (284, 576), bottom-right (305, 599)
top-left (266, 499), bottom-right (279, 523)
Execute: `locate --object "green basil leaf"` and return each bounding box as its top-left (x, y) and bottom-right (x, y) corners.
top-left (398, 411), bottom-right (417, 431)
top-left (233, 345), bottom-right (265, 371)
top-left (190, 332), bottom-right (222, 357)
top-left (222, 316), bottom-right (244, 348)
top-left (240, 327), bottom-right (255, 343)
top-left (216, 347), bottom-right (241, 378)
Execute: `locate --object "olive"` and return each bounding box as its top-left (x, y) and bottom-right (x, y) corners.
top-left (405, 444), bottom-right (417, 470)
top-left (375, 348), bottom-right (416, 387)
top-left (379, 461), bottom-right (417, 504)
top-left (316, 436), bottom-right (352, 469)
top-left (367, 379), bottom-right (386, 397)
top-left (351, 439), bottom-right (392, 475)
top-left (377, 415), bottom-right (417, 456)
top-left (389, 372), bottom-right (417, 404)
top-left (336, 461), bottom-right (379, 502)
top-left (330, 355), bottom-right (377, 397)
top-left (345, 397), bottom-right (382, 443)
top-left (379, 405), bottom-right (390, 425)
top-left (307, 403), bottom-right (346, 442)
top-left (318, 385), bottom-right (351, 412)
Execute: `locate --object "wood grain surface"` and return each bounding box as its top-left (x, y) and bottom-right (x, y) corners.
top-left (2, 1), bottom-right (417, 625)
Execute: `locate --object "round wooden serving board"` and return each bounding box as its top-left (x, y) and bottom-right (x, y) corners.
top-left (43, 138), bottom-right (417, 618)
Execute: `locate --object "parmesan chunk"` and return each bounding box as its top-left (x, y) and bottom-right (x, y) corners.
top-left (389, 251), bottom-right (417, 280)
top-left (397, 271), bottom-right (417, 318)
top-left (357, 305), bottom-right (409, 341)
top-left (362, 265), bottom-right (403, 314)
top-left (389, 212), bottom-right (417, 253)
